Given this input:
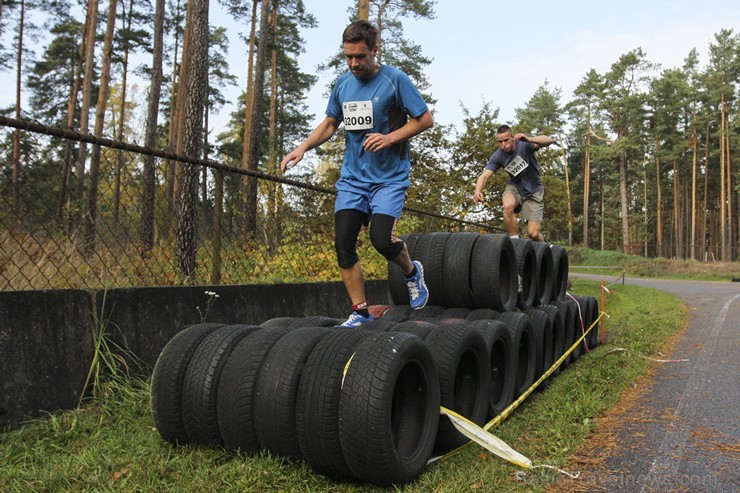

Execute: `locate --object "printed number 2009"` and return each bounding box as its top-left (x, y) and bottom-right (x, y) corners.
top-left (344, 115), bottom-right (372, 126)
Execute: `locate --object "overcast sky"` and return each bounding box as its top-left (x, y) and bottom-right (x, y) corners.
top-left (2, 0), bottom-right (738, 140)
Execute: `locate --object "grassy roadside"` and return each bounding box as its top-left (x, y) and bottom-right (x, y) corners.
top-left (0, 278), bottom-right (686, 492)
top-left (567, 246), bottom-right (740, 281)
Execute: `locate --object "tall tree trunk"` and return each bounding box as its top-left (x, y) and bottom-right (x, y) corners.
top-left (77, 0), bottom-right (99, 228)
top-left (358, 0), bottom-right (369, 20)
top-left (201, 94), bottom-right (210, 267)
top-left (673, 160), bottom-right (682, 259)
top-left (682, 151), bottom-right (690, 258)
top-left (202, 96), bottom-right (209, 205)
top-left (668, 201), bottom-right (674, 258)
top-left (172, 0), bottom-right (195, 221)
top-left (140, 0), bottom-right (165, 257)
top-left (731, 129), bottom-right (736, 261)
top-left (275, 83), bottom-right (285, 247)
top-left (58, 36), bottom-right (84, 225)
top-left (211, 165), bottom-right (223, 284)
top-left (114, 0), bottom-right (134, 223)
top-left (619, 152), bottom-right (631, 254)
top-left (724, 109), bottom-right (733, 260)
top-left (710, 208), bottom-right (717, 261)
top-left (85, 0), bottom-right (118, 255)
top-left (375, 0), bottom-right (389, 63)
top-left (175, 0), bottom-right (209, 278)
top-left (702, 125), bottom-right (710, 261)
top-left (582, 112), bottom-right (591, 248)
top-left (643, 164), bottom-right (648, 256)
top-left (165, 0), bottom-right (183, 218)
top-left (690, 106), bottom-right (698, 260)
top-left (243, 0), bottom-right (270, 239)
top-left (599, 173), bottom-right (605, 250)
top-left (204, 90), bottom-right (221, 284)
top-left (719, 99), bottom-right (726, 261)
top-left (655, 143), bottom-right (664, 258)
top-left (266, 5), bottom-right (278, 253)
top-left (12, 0), bottom-right (25, 223)
top-left (715, 200), bottom-right (721, 260)
top-left (238, 0), bottom-right (259, 237)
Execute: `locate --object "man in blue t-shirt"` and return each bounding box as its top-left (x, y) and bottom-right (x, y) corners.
top-left (472, 125), bottom-right (553, 242)
top-left (281, 20), bottom-right (434, 327)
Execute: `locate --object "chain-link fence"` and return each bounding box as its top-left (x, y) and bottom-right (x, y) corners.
top-left (0, 116), bottom-right (498, 292)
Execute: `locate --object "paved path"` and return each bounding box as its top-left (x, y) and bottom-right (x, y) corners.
top-left (570, 274), bottom-right (740, 492)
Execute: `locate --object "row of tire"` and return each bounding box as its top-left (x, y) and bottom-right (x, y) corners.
top-left (388, 233), bottom-right (569, 312)
top-left (150, 295), bottom-right (600, 486)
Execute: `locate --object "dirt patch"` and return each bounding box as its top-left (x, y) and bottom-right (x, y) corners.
top-left (546, 314), bottom-right (690, 493)
top-left (690, 426), bottom-right (740, 456)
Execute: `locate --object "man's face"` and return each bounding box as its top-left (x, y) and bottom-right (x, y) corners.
top-left (344, 41), bottom-right (377, 79)
top-left (497, 131), bottom-right (516, 153)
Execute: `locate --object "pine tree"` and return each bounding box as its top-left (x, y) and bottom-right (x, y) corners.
top-left (705, 29), bottom-right (739, 260)
top-left (76, 0), bottom-right (100, 228)
top-left (216, 0), bottom-right (317, 243)
top-left (648, 67), bottom-right (690, 258)
top-left (599, 48), bottom-right (656, 254)
top-left (5, 0), bottom-right (35, 218)
top-left (140, 0), bottom-right (164, 257)
top-left (175, 0), bottom-right (209, 278)
top-left (85, 0), bottom-right (118, 254)
top-left (27, 3), bottom-right (81, 124)
top-left (567, 69), bottom-right (607, 248)
top-left (112, 0), bottom-right (153, 222)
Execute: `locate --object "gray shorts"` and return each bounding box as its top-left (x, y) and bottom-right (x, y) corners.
top-left (504, 184), bottom-right (544, 224)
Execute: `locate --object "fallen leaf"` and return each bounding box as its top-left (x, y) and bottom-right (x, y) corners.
top-left (111, 468), bottom-right (129, 482)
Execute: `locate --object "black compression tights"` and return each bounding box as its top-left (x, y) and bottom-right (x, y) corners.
top-left (334, 210), bottom-right (404, 269)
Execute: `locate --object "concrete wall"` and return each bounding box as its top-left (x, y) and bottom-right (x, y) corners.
top-left (0, 281), bottom-right (390, 430)
top-left (0, 289), bottom-right (96, 431)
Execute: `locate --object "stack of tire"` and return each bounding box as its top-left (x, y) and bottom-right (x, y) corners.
top-left (387, 232), bottom-right (569, 312)
top-left (149, 232), bottom-right (602, 487)
top-left (150, 317), bottom-right (441, 486)
top-left (384, 232), bottom-right (601, 408)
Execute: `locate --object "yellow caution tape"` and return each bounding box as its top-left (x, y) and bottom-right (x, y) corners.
top-left (436, 406), bottom-right (580, 478)
top-left (431, 309), bottom-right (607, 475)
top-left (484, 311), bottom-right (606, 432)
top-left (438, 406), bottom-right (531, 468)
top-left (343, 310), bottom-right (605, 478)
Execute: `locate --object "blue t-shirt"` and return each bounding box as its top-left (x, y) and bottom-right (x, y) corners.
top-left (326, 64), bottom-right (428, 184)
top-left (485, 140), bottom-right (543, 197)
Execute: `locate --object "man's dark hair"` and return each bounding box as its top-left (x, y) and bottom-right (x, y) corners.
top-left (342, 20), bottom-right (378, 51)
top-left (496, 124), bottom-right (512, 135)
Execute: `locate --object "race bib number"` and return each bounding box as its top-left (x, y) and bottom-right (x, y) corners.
top-left (342, 100), bottom-right (373, 131)
top-left (505, 155), bottom-right (528, 177)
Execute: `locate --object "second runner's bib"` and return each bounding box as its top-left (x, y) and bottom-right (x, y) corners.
top-left (505, 154), bottom-right (528, 177)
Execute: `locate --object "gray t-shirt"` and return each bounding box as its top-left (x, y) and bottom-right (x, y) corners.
top-left (485, 140), bottom-right (543, 197)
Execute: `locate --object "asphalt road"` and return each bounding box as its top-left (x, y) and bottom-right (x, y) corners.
top-left (570, 274), bottom-right (740, 492)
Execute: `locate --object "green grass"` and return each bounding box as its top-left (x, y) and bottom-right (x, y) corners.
top-left (567, 246), bottom-right (740, 281)
top-left (0, 279), bottom-right (686, 492)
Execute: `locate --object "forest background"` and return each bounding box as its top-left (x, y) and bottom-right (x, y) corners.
top-left (0, 0), bottom-right (739, 291)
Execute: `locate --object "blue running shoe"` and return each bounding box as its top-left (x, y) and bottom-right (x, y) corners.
top-left (340, 311), bottom-right (374, 328)
top-left (405, 260), bottom-right (429, 310)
